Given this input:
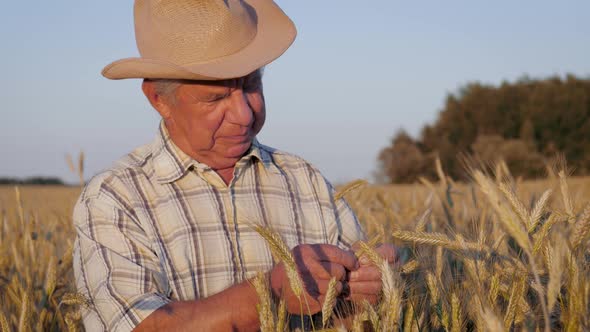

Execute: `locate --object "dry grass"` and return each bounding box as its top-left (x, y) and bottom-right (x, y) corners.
top-left (1, 162), bottom-right (590, 331)
top-left (0, 186), bottom-right (83, 331)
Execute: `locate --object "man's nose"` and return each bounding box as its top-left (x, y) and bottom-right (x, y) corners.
top-left (227, 89), bottom-right (254, 127)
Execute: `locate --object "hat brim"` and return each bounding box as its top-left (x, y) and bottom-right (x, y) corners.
top-left (102, 0), bottom-right (296, 80)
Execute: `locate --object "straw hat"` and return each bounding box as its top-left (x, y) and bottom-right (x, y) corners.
top-left (102, 0), bottom-right (296, 80)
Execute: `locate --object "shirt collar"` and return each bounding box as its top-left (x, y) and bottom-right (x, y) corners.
top-left (152, 121), bottom-right (277, 184)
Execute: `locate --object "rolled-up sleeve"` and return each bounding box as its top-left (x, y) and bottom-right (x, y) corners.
top-left (73, 186), bottom-right (170, 332)
top-left (326, 180), bottom-right (367, 249)
top-left (332, 190), bottom-right (366, 249)
top-left (305, 163), bottom-right (366, 249)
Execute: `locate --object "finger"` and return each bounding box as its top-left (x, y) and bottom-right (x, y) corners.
top-left (349, 265), bottom-right (381, 282)
top-left (348, 281), bottom-right (382, 296)
top-left (306, 260), bottom-right (347, 281)
top-left (307, 244), bottom-right (359, 271)
top-left (376, 244), bottom-right (398, 264)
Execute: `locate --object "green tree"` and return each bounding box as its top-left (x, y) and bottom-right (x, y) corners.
top-left (378, 74), bottom-right (590, 183)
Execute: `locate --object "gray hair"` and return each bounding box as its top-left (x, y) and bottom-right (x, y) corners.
top-left (149, 67), bottom-right (265, 104)
top-left (152, 79), bottom-right (182, 104)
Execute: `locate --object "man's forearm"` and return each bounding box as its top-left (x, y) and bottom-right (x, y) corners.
top-left (133, 279), bottom-right (260, 332)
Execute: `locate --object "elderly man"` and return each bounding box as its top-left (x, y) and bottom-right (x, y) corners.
top-left (73, 0), bottom-right (396, 331)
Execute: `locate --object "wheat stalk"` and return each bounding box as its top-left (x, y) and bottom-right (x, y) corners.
top-left (276, 297), bottom-right (287, 332)
top-left (403, 300), bottom-right (416, 332)
top-left (435, 157), bottom-right (448, 189)
top-left (251, 272), bottom-right (274, 332)
top-left (474, 171), bottom-right (551, 332)
top-left (529, 189), bottom-right (553, 232)
top-left (499, 182), bottom-right (530, 228)
top-left (488, 273), bottom-right (500, 306)
top-left (533, 214), bottom-right (559, 254)
top-left (65, 153), bottom-right (76, 173)
top-left (379, 259), bottom-right (403, 331)
top-left (17, 291), bottom-right (30, 332)
top-left (357, 242), bottom-right (404, 330)
top-left (547, 237), bottom-right (565, 312)
top-left (60, 293), bottom-right (91, 307)
top-left (14, 186), bottom-right (25, 224)
top-left (334, 179), bottom-right (368, 201)
top-left (321, 277), bottom-right (338, 328)
top-left (3, 159), bottom-right (590, 331)
top-left (356, 241), bottom-right (383, 266)
top-left (558, 171), bottom-right (575, 222)
top-left (351, 313), bottom-right (364, 332)
top-left (362, 300), bottom-right (380, 331)
top-left (451, 292), bottom-right (462, 332)
top-left (571, 202), bottom-right (590, 249)
top-left (414, 208), bottom-right (432, 233)
top-left (504, 275), bottom-right (526, 330)
top-left (392, 230), bottom-right (483, 252)
top-left (252, 225), bottom-right (303, 298)
top-left (44, 255), bottom-right (57, 302)
top-left (474, 171), bottom-right (532, 252)
top-left (400, 259), bottom-right (419, 274)
top-left (0, 313), bottom-right (9, 332)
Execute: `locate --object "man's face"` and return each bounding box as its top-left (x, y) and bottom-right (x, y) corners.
top-left (159, 70), bottom-right (266, 170)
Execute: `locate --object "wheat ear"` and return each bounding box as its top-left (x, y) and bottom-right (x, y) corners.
top-left (504, 275), bottom-right (526, 330)
top-left (451, 292), bottom-right (462, 332)
top-left (0, 312), bottom-right (9, 332)
top-left (252, 225), bottom-right (303, 298)
top-left (60, 293), bottom-right (91, 308)
top-left (400, 259), bottom-right (419, 274)
top-left (572, 203), bottom-right (590, 249)
top-left (321, 277), bottom-right (338, 328)
top-left (44, 255), bottom-right (57, 301)
top-left (357, 242), bottom-right (402, 330)
top-left (414, 208), bottom-right (432, 233)
top-left (379, 259), bottom-right (403, 330)
top-left (558, 171), bottom-right (575, 222)
top-left (18, 291), bottom-right (30, 332)
top-left (362, 300), bottom-right (380, 331)
top-left (392, 230), bottom-right (483, 251)
top-left (528, 189), bottom-right (553, 232)
top-left (499, 182), bottom-right (530, 228)
top-left (251, 272), bottom-right (274, 332)
top-left (276, 297), bottom-right (287, 332)
top-left (334, 179), bottom-right (368, 201)
top-left (547, 237), bottom-right (565, 312)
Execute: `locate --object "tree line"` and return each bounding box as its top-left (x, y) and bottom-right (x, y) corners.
top-left (0, 177), bottom-right (65, 185)
top-left (377, 74), bottom-right (590, 183)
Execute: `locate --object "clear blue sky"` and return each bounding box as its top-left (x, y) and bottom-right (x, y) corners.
top-left (1, 1), bottom-right (589, 184)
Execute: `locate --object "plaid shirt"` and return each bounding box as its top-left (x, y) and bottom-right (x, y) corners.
top-left (73, 122), bottom-right (365, 331)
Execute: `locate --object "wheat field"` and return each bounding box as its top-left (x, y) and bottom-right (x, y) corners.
top-left (1, 164), bottom-right (589, 331)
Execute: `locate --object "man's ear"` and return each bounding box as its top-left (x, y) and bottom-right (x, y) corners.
top-left (142, 80), bottom-right (172, 118)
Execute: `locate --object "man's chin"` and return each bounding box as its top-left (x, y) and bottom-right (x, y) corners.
top-left (222, 141), bottom-right (253, 159)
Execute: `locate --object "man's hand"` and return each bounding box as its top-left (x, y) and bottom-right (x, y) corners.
top-left (270, 244), bottom-right (359, 314)
top-left (348, 243), bottom-right (398, 304)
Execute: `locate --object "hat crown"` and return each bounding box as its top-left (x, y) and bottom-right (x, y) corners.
top-left (134, 0), bottom-right (258, 65)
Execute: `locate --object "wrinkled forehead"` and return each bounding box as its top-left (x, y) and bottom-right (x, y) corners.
top-left (180, 68), bottom-right (263, 89)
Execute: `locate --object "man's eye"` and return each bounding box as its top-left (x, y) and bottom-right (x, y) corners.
top-left (205, 93), bottom-right (228, 102)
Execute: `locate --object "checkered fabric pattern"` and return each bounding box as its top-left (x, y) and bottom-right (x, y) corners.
top-left (73, 122), bottom-right (365, 331)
